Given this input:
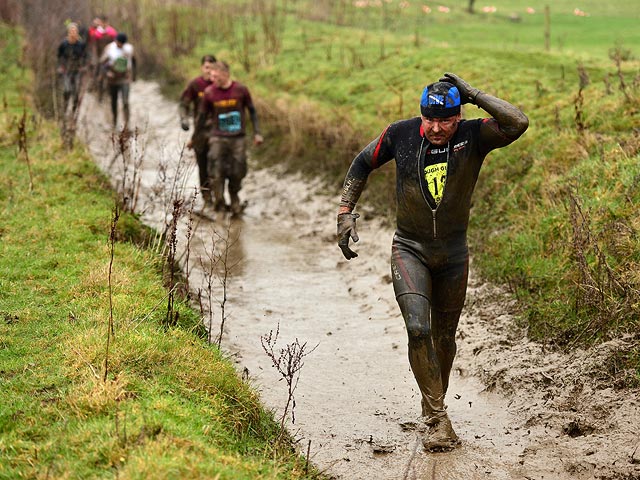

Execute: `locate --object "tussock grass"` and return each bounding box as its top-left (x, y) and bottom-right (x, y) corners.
top-left (0, 23), bottom-right (318, 479)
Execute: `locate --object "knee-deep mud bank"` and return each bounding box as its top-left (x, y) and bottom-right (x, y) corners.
top-left (78, 81), bottom-right (640, 480)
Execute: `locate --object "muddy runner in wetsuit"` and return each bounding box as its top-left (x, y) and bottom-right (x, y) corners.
top-left (337, 72), bottom-right (528, 452)
top-left (180, 55), bottom-right (216, 205)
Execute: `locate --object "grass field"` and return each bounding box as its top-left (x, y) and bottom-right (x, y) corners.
top-left (1, 0), bottom-right (638, 475)
top-left (0, 22), bottom-right (318, 479)
top-left (114, 0), bottom-right (640, 372)
top-left (3, 0), bottom-right (637, 475)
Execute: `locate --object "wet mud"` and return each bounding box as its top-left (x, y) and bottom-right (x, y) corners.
top-left (78, 81), bottom-right (640, 480)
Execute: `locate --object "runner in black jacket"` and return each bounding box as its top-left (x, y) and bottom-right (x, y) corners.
top-left (337, 72), bottom-right (528, 451)
top-left (57, 23), bottom-right (88, 114)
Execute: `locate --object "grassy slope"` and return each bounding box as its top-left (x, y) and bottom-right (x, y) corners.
top-left (0, 24), bottom-right (315, 479)
top-left (137, 0), bottom-right (640, 362)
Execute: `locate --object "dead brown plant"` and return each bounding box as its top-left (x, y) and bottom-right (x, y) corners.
top-left (567, 188), bottom-right (640, 345)
top-left (198, 220), bottom-right (241, 348)
top-left (573, 64), bottom-right (589, 133)
top-left (105, 205), bottom-right (121, 381)
top-left (164, 199), bottom-right (183, 329)
top-left (17, 108), bottom-right (34, 191)
top-left (260, 323), bottom-right (318, 441)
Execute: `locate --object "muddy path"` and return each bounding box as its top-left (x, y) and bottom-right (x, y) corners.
top-left (77, 81), bottom-right (640, 480)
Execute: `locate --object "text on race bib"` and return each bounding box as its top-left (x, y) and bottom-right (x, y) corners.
top-left (424, 162), bottom-right (447, 205)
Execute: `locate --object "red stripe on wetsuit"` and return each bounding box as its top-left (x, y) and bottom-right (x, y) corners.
top-left (482, 117), bottom-right (510, 140)
top-left (392, 245), bottom-right (417, 292)
top-left (371, 125), bottom-right (390, 169)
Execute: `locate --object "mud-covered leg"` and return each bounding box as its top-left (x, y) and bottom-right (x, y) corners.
top-left (195, 144), bottom-right (211, 206)
top-left (63, 92), bottom-right (71, 115)
top-left (121, 83), bottom-right (130, 129)
top-left (109, 84), bottom-right (119, 128)
top-left (71, 72), bottom-right (81, 114)
top-left (396, 293), bottom-right (460, 451)
top-left (228, 136), bottom-right (247, 216)
top-left (432, 308), bottom-right (462, 395)
top-left (208, 136), bottom-right (226, 211)
top-left (62, 73), bottom-right (72, 115)
top-left (396, 293), bottom-right (446, 419)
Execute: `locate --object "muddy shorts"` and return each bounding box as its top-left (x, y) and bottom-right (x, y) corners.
top-left (207, 135), bottom-right (247, 184)
top-left (391, 238), bottom-right (469, 312)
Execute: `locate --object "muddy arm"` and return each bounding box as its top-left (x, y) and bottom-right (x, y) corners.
top-left (441, 72), bottom-right (528, 140)
top-left (178, 98), bottom-right (190, 125)
top-left (131, 55), bottom-right (137, 82)
top-left (192, 111), bottom-right (208, 143)
top-left (339, 175), bottom-right (368, 214)
top-left (474, 92), bottom-right (529, 140)
top-left (337, 138), bottom-right (384, 260)
top-left (248, 105), bottom-right (261, 136)
top-left (338, 164), bottom-right (368, 259)
top-left (338, 131), bottom-right (392, 214)
top-left (56, 42), bottom-right (65, 70)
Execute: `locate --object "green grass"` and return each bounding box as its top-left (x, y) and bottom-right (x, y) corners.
top-left (117, 0), bottom-right (640, 368)
top-left (0, 23), bottom-right (317, 479)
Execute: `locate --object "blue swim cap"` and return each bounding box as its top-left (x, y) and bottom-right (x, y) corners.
top-left (420, 82), bottom-right (461, 118)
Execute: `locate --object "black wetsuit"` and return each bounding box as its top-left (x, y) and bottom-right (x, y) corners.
top-left (341, 114), bottom-right (522, 418)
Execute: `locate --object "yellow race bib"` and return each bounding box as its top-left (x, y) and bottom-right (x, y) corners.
top-left (424, 162), bottom-right (447, 205)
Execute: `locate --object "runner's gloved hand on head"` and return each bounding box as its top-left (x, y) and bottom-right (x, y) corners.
top-left (337, 212), bottom-right (360, 260)
top-left (439, 72), bottom-right (481, 105)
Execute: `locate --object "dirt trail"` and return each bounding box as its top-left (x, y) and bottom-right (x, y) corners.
top-left (78, 81), bottom-right (640, 480)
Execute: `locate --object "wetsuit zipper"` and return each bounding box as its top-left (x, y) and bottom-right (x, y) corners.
top-left (417, 138), bottom-right (450, 240)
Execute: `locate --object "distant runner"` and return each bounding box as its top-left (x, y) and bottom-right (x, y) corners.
top-left (87, 15), bottom-right (117, 99)
top-left (337, 73), bottom-right (528, 451)
top-left (193, 61), bottom-right (263, 216)
top-left (181, 54), bottom-right (217, 208)
top-left (56, 22), bottom-right (88, 115)
top-left (100, 32), bottom-right (136, 130)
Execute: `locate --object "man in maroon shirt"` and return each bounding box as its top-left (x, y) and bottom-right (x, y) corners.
top-left (194, 61), bottom-right (263, 216)
top-left (181, 54), bottom-right (216, 206)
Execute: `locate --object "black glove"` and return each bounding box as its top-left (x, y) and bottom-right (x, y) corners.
top-left (337, 212), bottom-right (360, 260)
top-left (439, 72), bottom-right (481, 105)
top-left (180, 120), bottom-right (190, 131)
